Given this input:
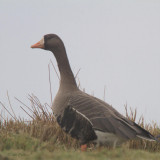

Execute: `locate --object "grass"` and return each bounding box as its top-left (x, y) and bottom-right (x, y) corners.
top-left (0, 95), bottom-right (160, 160)
top-left (1, 139), bottom-right (160, 160)
top-left (0, 132), bottom-right (160, 160)
top-left (0, 62), bottom-right (160, 159)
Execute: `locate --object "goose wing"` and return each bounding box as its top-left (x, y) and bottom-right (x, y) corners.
top-left (68, 91), bottom-right (155, 141)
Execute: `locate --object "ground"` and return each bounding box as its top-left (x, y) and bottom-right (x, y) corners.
top-left (0, 133), bottom-right (160, 160)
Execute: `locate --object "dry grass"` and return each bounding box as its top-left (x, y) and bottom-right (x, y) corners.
top-left (0, 94), bottom-right (160, 152)
top-left (124, 105), bottom-right (160, 151)
top-left (0, 95), bottom-right (79, 151)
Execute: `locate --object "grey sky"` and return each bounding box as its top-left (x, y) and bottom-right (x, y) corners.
top-left (0, 0), bottom-right (160, 123)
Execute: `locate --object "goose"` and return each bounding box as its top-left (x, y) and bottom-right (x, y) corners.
top-left (31, 34), bottom-right (157, 151)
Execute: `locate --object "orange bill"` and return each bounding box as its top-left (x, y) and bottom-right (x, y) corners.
top-left (31, 38), bottom-right (44, 49)
top-left (31, 41), bottom-right (44, 48)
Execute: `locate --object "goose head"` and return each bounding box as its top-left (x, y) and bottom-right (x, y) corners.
top-left (31, 34), bottom-right (63, 52)
top-left (31, 34), bottom-right (77, 89)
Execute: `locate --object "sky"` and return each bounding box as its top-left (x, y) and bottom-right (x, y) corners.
top-left (0, 0), bottom-right (160, 124)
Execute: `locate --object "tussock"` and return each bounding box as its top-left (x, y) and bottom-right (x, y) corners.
top-left (0, 94), bottom-right (160, 152)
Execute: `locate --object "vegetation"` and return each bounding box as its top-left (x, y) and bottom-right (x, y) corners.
top-left (0, 93), bottom-right (160, 160)
top-left (0, 64), bottom-right (160, 159)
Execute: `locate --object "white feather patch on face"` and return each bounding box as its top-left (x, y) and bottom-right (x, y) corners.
top-left (39, 37), bottom-right (44, 45)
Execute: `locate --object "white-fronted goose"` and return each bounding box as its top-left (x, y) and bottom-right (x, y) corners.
top-left (31, 34), bottom-right (157, 151)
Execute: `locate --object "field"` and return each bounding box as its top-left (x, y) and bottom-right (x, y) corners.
top-left (1, 141), bottom-right (160, 160)
top-left (0, 94), bottom-right (160, 160)
top-left (0, 128), bottom-right (160, 160)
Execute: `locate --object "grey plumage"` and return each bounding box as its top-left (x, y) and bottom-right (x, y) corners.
top-left (31, 34), bottom-right (157, 147)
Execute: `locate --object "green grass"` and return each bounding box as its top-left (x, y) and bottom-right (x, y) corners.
top-left (2, 149), bottom-right (160, 160)
top-left (0, 131), bottom-right (160, 160)
top-left (1, 139), bottom-right (160, 160)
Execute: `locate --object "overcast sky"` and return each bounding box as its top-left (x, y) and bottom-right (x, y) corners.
top-left (0, 0), bottom-right (160, 124)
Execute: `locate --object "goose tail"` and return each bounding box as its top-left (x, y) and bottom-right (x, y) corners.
top-left (135, 125), bottom-right (160, 142)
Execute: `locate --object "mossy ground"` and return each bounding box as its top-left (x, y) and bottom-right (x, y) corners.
top-left (0, 134), bottom-right (160, 160)
top-left (0, 122), bottom-right (160, 160)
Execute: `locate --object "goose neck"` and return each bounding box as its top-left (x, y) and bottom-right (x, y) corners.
top-left (51, 47), bottom-right (77, 91)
